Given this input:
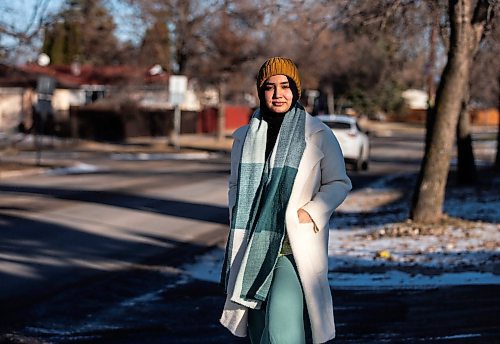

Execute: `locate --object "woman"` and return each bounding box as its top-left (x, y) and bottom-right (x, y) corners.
top-left (220, 57), bottom-right (351, 343)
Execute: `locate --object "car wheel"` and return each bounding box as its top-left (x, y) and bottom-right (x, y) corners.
top-left (354, 157), bottom-right (363, 171)
top-left (353, 149), bottom-right (364, 171)
top-left (361, 160), bottom-right (369, 171)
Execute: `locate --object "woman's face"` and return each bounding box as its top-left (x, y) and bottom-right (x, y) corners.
top-left (263, 74), bottom-right (293, 114)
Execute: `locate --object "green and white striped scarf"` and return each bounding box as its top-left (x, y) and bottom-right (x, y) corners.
top-left (222, 103), bottom-right (306, 307)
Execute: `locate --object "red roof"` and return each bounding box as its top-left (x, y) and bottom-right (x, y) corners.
top-left (15, 64), bottom-right (170, 88)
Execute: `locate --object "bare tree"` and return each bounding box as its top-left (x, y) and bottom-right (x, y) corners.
top-left (138, 16), bottom-right (171, 71)
top-left (497, 83), bottom-right (500, 171)
top-left (469, 19), bottom-right (500, 171)
top-left (456, 92), bottom-right (477, 184)
top-left (456, 2), bottom-right (499, 184)
top-left (410, 0), bottom-right (495, 223)
top-left (0, 1), bottom-right (52, 61)
top-left (119, 0), bottom-right (220, 75)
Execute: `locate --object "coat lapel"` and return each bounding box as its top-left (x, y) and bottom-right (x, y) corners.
top-left (288, 114), bottom-right (325, 207)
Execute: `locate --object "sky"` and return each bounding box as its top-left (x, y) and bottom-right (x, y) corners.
top-left (1, 0), bottom-right (142, 63)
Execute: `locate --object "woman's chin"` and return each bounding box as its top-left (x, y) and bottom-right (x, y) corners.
top-left (269, 106), bottom-right (290, 114)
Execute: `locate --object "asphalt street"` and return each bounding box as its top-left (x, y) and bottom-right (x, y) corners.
top-left (1, 131), bottom-right (499, 343)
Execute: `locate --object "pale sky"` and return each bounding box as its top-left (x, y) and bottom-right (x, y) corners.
top-left (2, 0), bottom-right (143, 63)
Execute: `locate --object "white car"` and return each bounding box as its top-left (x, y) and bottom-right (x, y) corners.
top-left (316, 114), bottom-right (370, 171)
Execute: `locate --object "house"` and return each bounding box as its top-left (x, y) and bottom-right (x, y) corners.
top-left (401, 88), bottom-right (498, 126)
top-left (401, 89), bottom-right (429, 123)
top-left (0, 63), bottom-right (202, 139)
top-left (0, 64), bottom-right (38, 132)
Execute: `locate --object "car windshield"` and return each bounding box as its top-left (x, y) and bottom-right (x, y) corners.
top-left (323, 121), bottom-right (351, 130)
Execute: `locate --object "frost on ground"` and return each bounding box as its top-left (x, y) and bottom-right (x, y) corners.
top-left (181, 170), bottom-right (500, 289)
top-left (330, 170), bottom-right (500, 287)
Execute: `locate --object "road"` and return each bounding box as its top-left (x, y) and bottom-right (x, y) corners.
top-left (1, 131), bottom-right (498, 343)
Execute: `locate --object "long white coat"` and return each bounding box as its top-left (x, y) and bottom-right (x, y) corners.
top-left (220, 113), bottom-right (352, 344)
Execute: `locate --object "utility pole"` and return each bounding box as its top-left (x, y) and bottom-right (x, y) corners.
top-left (169, 75), bottom-right (188, 150)
top-left (218, 76), bottom-right (226, 142)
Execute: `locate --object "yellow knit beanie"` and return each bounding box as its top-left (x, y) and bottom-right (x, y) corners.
top-left (256, 57), bottom-right (301, 99)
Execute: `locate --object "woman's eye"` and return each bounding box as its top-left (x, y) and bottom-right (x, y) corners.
top-left (265, 85), bottom-right (274, 91)
top-left (282, 84), bottom-right (290, 89)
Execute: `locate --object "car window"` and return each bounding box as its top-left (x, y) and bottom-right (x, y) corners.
top-left (323, 121), bottom-right (351, 130)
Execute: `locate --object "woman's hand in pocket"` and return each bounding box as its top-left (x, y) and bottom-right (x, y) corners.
top-left (297, 208), bottom-right (319, 232)
top-left (297, 208), bottom-right (313, 223)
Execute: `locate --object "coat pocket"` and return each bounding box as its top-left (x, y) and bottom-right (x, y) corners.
top-left (297, 222), bottom-right (328, 275)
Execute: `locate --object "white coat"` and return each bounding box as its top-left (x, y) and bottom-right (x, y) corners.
top-left (220, 113), bottom-right (352, 344)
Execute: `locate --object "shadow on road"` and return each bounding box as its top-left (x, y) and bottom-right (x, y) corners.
top-left (0, 184), bottom-right (229, 225)
top-left (0, 211), bottom-right (225, 328)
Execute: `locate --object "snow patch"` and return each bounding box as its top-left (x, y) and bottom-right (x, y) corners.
top-left (46, 163), bottom-right (104, 175)
top-left (181, 248), bottom-right (224, 284)
top-left (178, 246), bottom-right (500, 289)
top-left (110, 152), bottom-right (216, 161)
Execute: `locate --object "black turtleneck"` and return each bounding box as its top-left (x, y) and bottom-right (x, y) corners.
top-left (262, 110), bottom-right (286, 160)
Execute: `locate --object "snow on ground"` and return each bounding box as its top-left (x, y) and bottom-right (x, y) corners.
top-left (110, 152), bottom-right (217, 161)
top-left (330, 172), bottom-right (499, 283)
top-left (181, 171), bottom-right (500, 289)
top-left (46, 162), bottom-right (105, 175)
top-left (180, 246), bottom-right (500, 289)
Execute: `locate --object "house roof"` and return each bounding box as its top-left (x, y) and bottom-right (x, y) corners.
top-left (0, 63), bottom-right (38, 88)
top-left (0, 63), bottom-right (170, 89)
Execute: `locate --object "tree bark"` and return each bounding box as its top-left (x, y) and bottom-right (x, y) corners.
top-left (496, 78), bottom-right (500, 171)
top-left (427, 3), bottom-right (439, 108)
top-left (423, 4), bottom-right (439, 155)
top-left (456, 94), bottom-right (477, 184)
top-left (217, 78), bottom-right (226, 142)
top-left (410, 0), bottom-right (489, 222)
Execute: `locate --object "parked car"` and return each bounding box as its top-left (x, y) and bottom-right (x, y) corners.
top-left (316, 114), bottom-right (370, 171)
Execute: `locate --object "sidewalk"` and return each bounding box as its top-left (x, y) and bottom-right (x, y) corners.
top-left (177, 133), bottom-right (233, 152)
top-left (0, 133), bottom-right (233, 179)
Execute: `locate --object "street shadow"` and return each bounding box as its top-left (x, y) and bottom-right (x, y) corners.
top-left (0, 212), bottom-right (220, 326)
top-left (367, 156), bottom-right (423, 165)
top-left (346, 172), bottom-right (388, 190)
top-left (332, 173), bottom-right (413, 229)
top-left (77, 168), bottom-right (230, 177)
top-left (0, 184), bottom-right (229, 225)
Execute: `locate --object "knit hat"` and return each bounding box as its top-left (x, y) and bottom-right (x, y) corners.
top-left (257, 57), bottom-right (301, 99)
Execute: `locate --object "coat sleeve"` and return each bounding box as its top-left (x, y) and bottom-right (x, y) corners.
top-left (301, 128), bottom-right (352, 231)
top-left (228, 138), bottom-right (239, 224)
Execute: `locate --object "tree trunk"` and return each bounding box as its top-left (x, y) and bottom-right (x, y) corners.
top-left (427, 3), bottom-right (439, 108)
top-left (423, 5), bottom-right (439, 155)
top-left (327, 85), bottom-right (335, 115)
top-left (495, 78), bottom-right (500, 171)
top-left (456, 95), bottom-right (477, 184)
top-left (410, 0), bottom-right (489, 223)
top-left (217, 79), bottom-right (226, 141)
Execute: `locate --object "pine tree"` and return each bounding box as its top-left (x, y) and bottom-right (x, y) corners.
top-left (41, 0), bottom-right (120, 65)
top-left (138, 17), bottom-right (171, 71)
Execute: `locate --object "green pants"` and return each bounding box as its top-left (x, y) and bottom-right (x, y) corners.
top-left (247, 255), bottom-right (311, 344)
